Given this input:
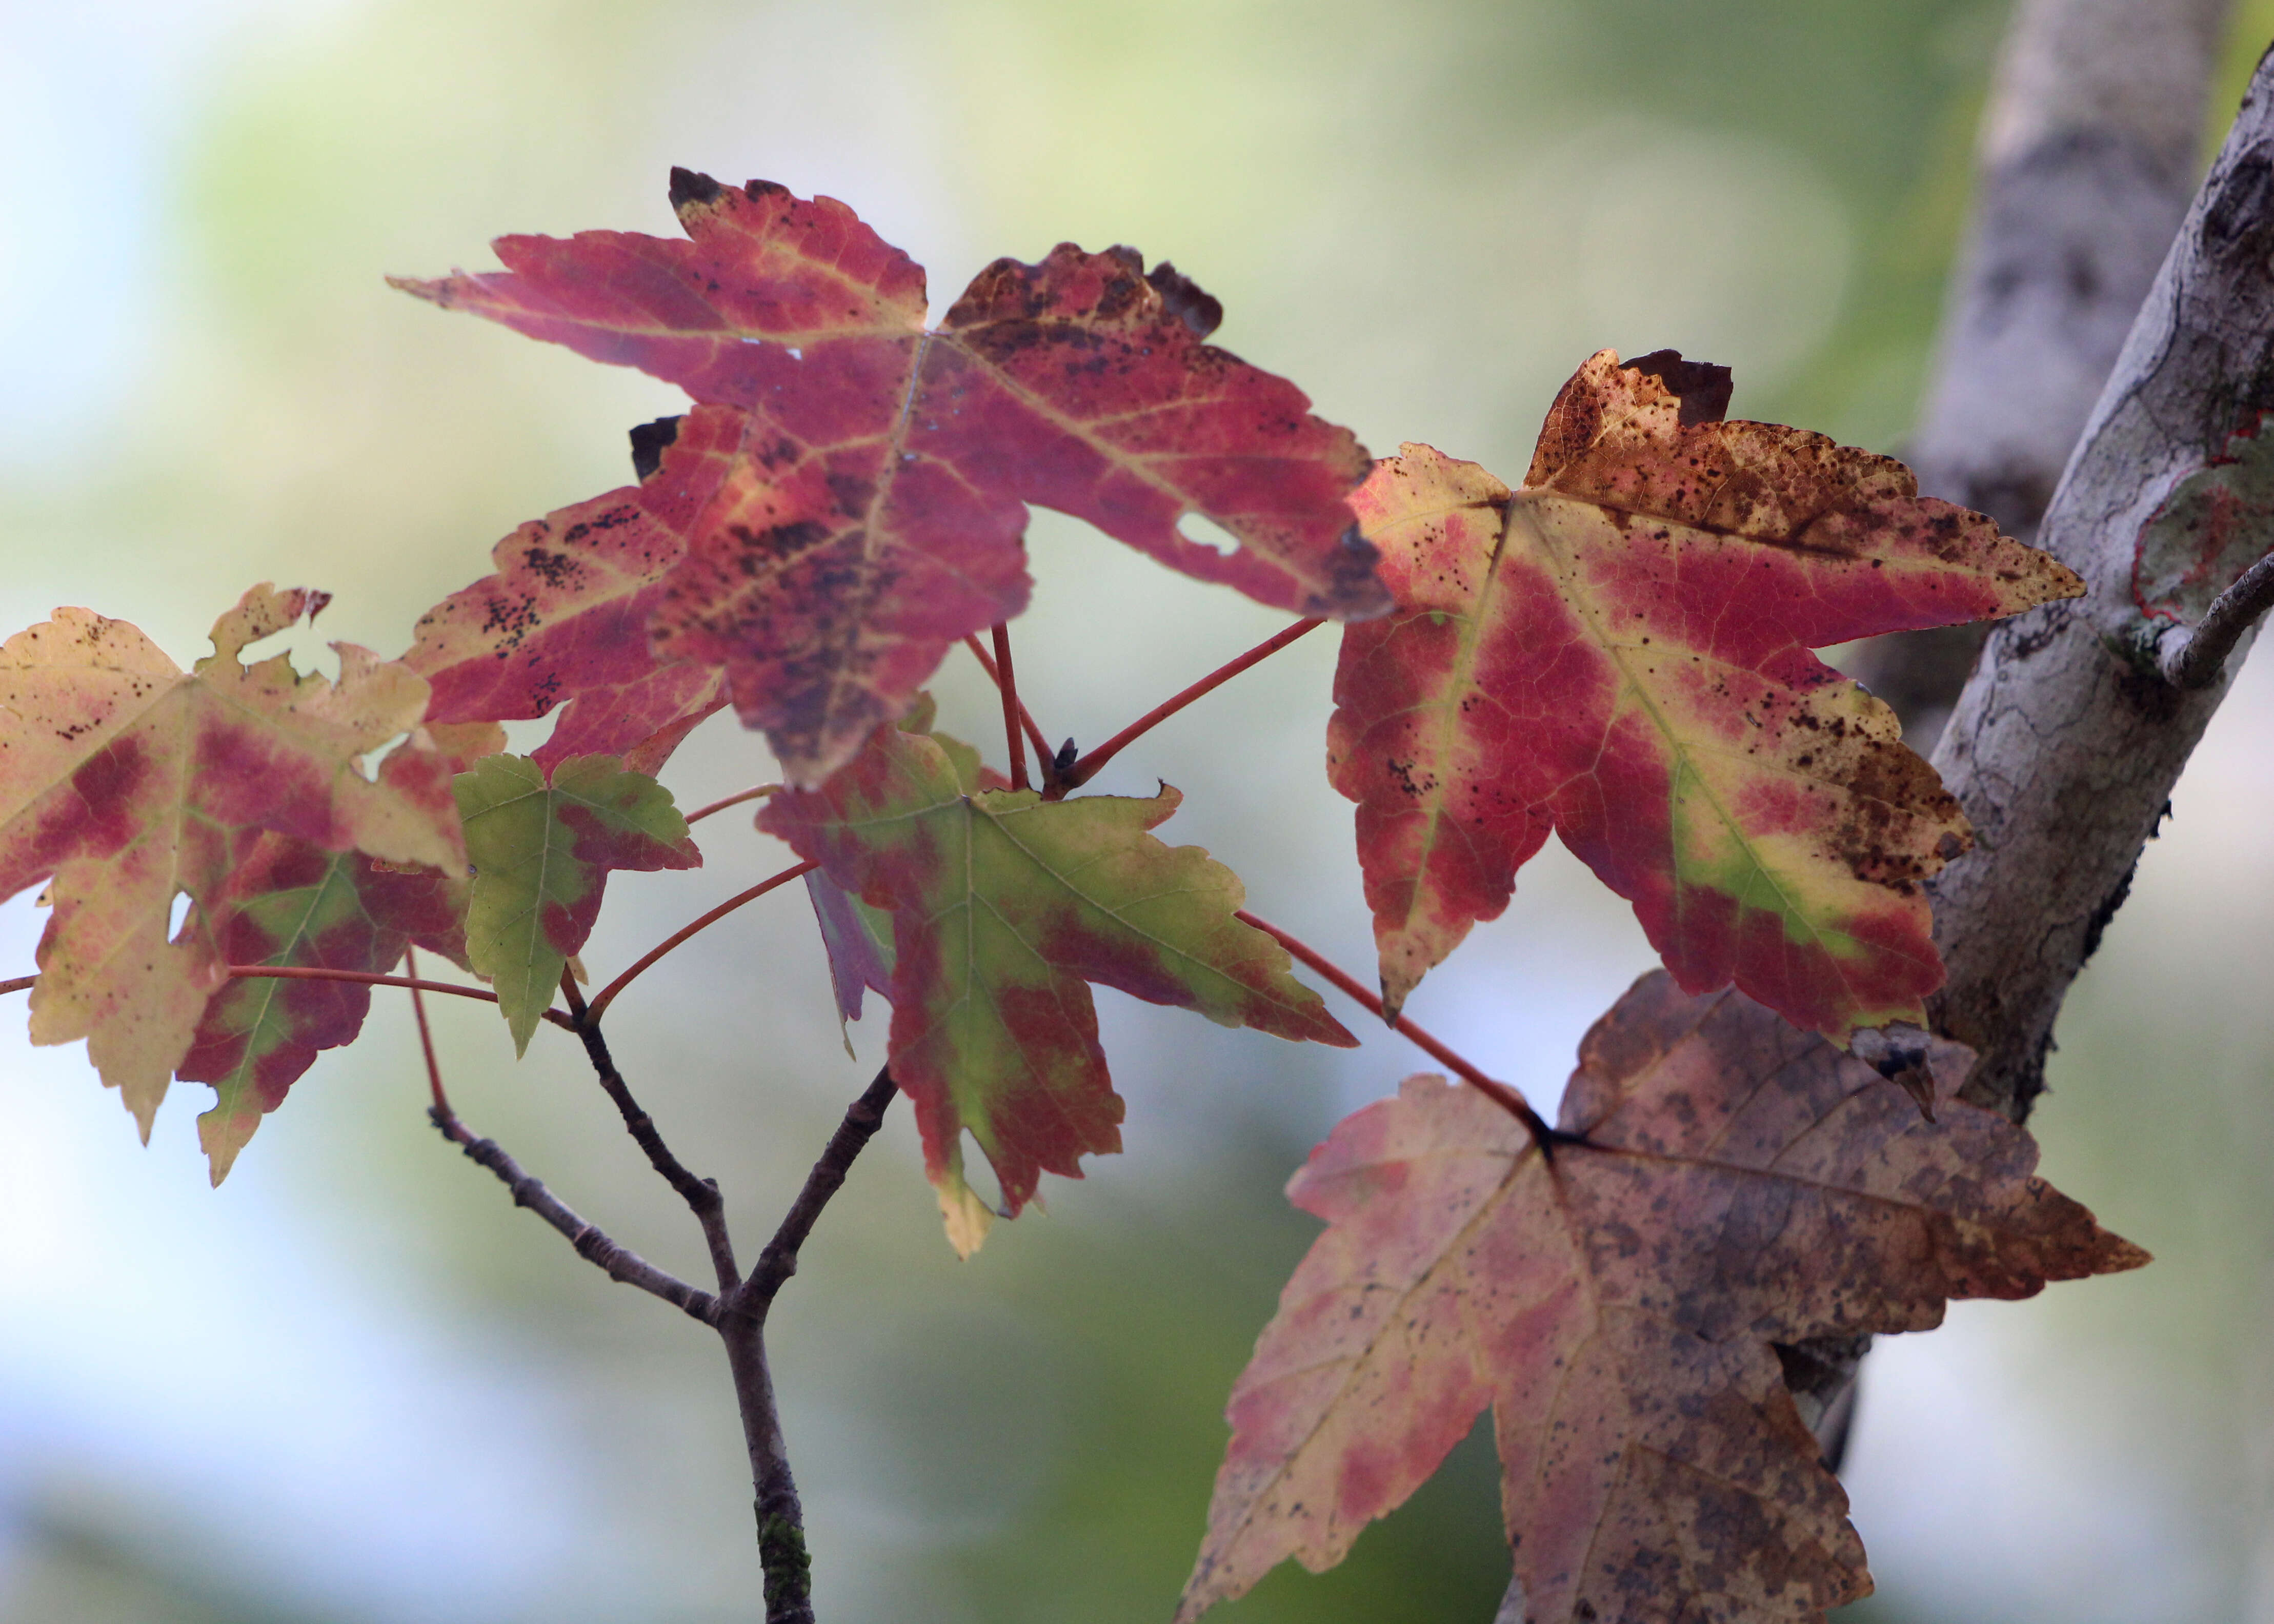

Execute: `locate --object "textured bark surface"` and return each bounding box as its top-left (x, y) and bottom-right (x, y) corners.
top-left (1929, 42), bottom-right (2274, 1119)
top-left (1780, 0), bottom-right (2258, 1545)
top-left (1843, 0), bottom-right (2231, 747)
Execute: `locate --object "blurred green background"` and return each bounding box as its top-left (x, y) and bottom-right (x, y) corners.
top-left (4, 1), bottom-right (2273, 1619)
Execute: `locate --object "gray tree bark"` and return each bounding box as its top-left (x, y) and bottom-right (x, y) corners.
top-left (1841, 0), bottom-right (2231, 748)
top-left (1501, 7), bottom-right (2274, 1619)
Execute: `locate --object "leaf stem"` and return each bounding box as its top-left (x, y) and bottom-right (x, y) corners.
top-left (1233, 908), bottom-right (1567, 1150)
top-left (1059, 618), bottom-right (1322, 796)
top-left (227, 966), bottom-right (579, 1031)
top-left (963, 632), bottom-right (1054, 771)
top-left (405, 945), bottom-right (450, 1115)
top-left (583, 858), bottom-right (819, 1025)
top-left (687, 784), bottom-right (781, 825)
top-left (991, 623), bottom-right (1033, 790)
top-left (0, 975), bottom-right (34, 997)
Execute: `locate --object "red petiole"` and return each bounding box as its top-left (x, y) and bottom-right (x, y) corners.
top-left (1057, 618), bottom-right (1322, 796)
top-left (962, 634), bottom-right (1053, 777)
top-left (1234, 908), bottom-right (1565, 1151)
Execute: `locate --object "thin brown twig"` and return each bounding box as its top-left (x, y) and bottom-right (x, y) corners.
top-left (584, 858), bottom-right (819, 1025)
top-left (747, 1066), bottom-right (899, 1300)
top-left (1233, 908), bottom-right (1568, 1151)
top-left (3, 965), bottom-right (573, 1029)
top-left (572, 1016), bottom-right (740, 1290)
top-left (962, 632), bottom-right (1054, 767)
top-left (719, 1066), bottom-right (899, 1624)
top-left (686, 784), bottom-right (781, 825)
top-left (1059, 618), bottom-right (1322, 796)
top-left (428, 1101), bottom-right (722, 1325)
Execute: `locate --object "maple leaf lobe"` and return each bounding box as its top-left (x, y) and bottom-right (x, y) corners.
top-left (398, 174), bottom-right (1388, 784)
top-left (1181, 973), bottom-right (2144, 1624)
top-left (0, 586), bottom-right (464, 1141)
top-left (760, 719), bottom-right (1351, 1252)
top-left (1333, 350), bottom-right (2084, 1039)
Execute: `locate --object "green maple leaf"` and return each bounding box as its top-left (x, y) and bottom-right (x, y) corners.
top-left (761, 721), bottom-right (1355, 1254)
top-left (456, 753), bottom-right (700, 1051)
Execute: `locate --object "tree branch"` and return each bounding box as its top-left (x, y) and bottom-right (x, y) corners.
top-left (1931, 38), bottom-right (2274, 1120)
top-left (746, 1065), bottom-right (899, 1300)
top-left (2158, 548), bottom-right (2274, 686)
top-left (715, 1067), bottom-right (899, 1624)
top-left (1841, 0), bottom-right (2233, 746)
top-left (1770, 10), bottom-right (2261, 1494)
top-left (572, 1016), bottom-right (739, 1292)
top-left (428, 1101), bottom-right (722, 1326)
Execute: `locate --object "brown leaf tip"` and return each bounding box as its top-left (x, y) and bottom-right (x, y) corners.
top-left (667, 166), bottom-right (726, 212)
top-left (1144, 259), bottom-right (1223, 338)
top-left (628, 415), bottom-right (683, 481)
top-left (1622, 348), bottom-right (1733, 425)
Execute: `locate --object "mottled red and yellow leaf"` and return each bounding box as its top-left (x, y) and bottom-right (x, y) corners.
top-left (1330, 351), bottom-right (2082, 1038)
top-left (455, 753), bottom-right (700, 1051)
top-left (397, 171), bottom-right (1387, 784)
top-left (180, 827), bottom-right (470, 1182)
top-left (0, 586), bottom-right (466, 1133)
top-left (1181, 972), bottom-right (2144, 1623)
top-left (760, 720), bottom-right (1354, 1253)
top-left (405, 476), bottom-right (725, 778)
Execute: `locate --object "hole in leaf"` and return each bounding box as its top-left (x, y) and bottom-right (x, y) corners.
top-left (357, 730), bottom-right (413, 781)
top-left (958, 1138), bottom-right (1010, 1217)
top-left (1176, 512), bottom-right (1242, 558)
top-left (168, 891), bottom-right (193, 941)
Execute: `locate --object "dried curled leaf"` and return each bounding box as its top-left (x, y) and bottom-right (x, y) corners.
top-left (1181, 972), bottom-right (2145, 1624)
top-left (397, 171), bottom-right (1387, 784)
top-left (760, 719), bottom-right (1354, 1253)
top-left (1330, 351), bottom-right (2083, 1039)
top-left (0, 586), bottom-right (465, 1134)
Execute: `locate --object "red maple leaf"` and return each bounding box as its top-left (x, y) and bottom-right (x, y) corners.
top-left (1329, 351), bottom-right (2083, 1039)
top-left (395, 170), bottom-right (1388, 783)
top-left (1181, 972), bottom-right (2145, 1623)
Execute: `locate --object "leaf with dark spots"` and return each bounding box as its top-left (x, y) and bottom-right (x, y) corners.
top-left (758, 718), bottom-right (1354, 1254)
top-left (406, 483), bottom-right (725, 780)
top-left (1179, 972), bottom-right (2146, 1624)
top-left (454, 753), bottom-right (700, 1052)
top-left (1329, 351), bottom-right (2084, 1040)
top-left (395, 172), bottom-right (1388, 784)
top-left (178, 822), bottom-right (471, 1183)
top-left (0, 586), bottom-right (466, 1137)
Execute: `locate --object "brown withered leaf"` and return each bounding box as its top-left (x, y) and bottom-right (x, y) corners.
top-left (1180, 972), bottom-right (2146, 1623)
